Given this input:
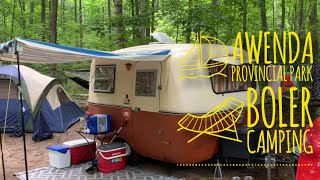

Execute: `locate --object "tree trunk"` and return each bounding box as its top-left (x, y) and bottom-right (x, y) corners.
top-left (186, 0), bottom-right (192, 43)
top-left (298, 0), bottom-right (304, 37)
top-left (0, 4), bottom-right (7, 45)
top-left (41, 0), bottom-right (46, 41)
top-left (139, 0), bottom-right (148, 44)
top-left (79, 0), bottom-right (83, 47)
top-left (280, 0), bottom-right (285, 33)
top-left (310, 0), bottom-right (318, 61)
top-left (131, 0), bottom-right (135, 40)
top-left (134, 0), bottom-right (140, 42)
top-left (74, 0), bottom-right (77, 22)
top-left (260, 0), bottom-right (268, 31)
top-left (292, 4), bottom-right (296, 31)
top-left (213, 0), bottom-right (219, 42)
top-left (243, 0), bottom-right (247, 33)
top-left (114, 0), bottom-right (125, 48)
top-left (274, 0), bottom-right (279, 29)
top-left (61, 0), bottom-right (66, 32)
top-left (242, 0), bottom-right (247, 49)
top-left (48, 0), bottom-right (51, 25)
top-left (102, 0), bottom-right (105, 18)
top-left (29, 0), bottom-right (34, 25)
top-left (11, 0), bottom-right (17, 39)
top-left (151, 0), bottom-right (155, 33)
top-left (19, 0), bottom-right (26, 37)
top-left (50, 0), bottom-right (58, 78)
top-left (108, 0), bottom-right (111, 47)
top-left (3, 6), bottom-right (7, 39)
top-left (140, 0), bottom-right (149, 44)
top-left (131, 0), bottom-right (134, 17)
top-left (50, 0), bottom-right (58, 43)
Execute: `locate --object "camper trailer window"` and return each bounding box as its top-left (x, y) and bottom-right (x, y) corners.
top-left (135, 70), bottom-right (157, 96)
top-left (210, 63), bottom-right (254, 94)
top-left (94, 65), bottom-right (115, 93)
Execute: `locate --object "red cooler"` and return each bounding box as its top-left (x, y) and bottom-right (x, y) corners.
top-left (63, 139), bottom-right (96, 164)
top-left (98, 142), bottom-right (127, 173)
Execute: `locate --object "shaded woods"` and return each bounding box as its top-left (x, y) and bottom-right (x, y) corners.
top-left (0, 0), bottom-right (318, 77)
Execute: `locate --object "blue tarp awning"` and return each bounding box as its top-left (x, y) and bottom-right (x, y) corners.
top-left (0, 38), bottom-right (171, 63)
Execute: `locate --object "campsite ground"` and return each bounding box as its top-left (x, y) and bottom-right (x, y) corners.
top-left (0, 122), bottom-right (294, 180)
top-left (0, 96), bottom-right (310, 180)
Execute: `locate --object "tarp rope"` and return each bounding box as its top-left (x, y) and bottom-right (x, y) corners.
top-left (0, 135), bottom-right (5, 180)
top-left (15, 45), bottom-right (29, 180)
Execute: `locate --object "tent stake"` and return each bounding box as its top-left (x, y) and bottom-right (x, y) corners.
top-left (15, 48), bottom-right (28, 180)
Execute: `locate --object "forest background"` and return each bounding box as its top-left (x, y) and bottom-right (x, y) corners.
top-left (0, 0), bottom-right (318, 101)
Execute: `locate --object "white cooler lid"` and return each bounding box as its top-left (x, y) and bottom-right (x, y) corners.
top-left (63, 139), bottom-right (95, 147)
top-left (93, 114), bottom-right (107, 117)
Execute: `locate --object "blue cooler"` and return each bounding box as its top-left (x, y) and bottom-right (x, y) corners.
top-left (87, 114), bottom-right (112, 134)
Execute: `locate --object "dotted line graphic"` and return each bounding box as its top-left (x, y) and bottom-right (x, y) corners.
top-left (176, 164), bottom-right (312, 167)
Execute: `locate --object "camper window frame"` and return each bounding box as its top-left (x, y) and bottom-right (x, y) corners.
top-left (93, 65), bottom-right (116, 93)
top-left (135, 69), bottom-right (158, 97)
top-left (209, 62), bottom-right (256, 94)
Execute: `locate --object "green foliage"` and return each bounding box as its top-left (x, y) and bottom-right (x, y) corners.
top-left (0, 0), bottom-right (319, 97)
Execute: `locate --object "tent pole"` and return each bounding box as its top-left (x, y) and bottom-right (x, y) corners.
top-left (15, 48), bottom-right (28, 180)
top-left (0, 133), bottom-right (5, 180)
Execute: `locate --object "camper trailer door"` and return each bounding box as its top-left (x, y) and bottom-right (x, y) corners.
top-left (132, 61), bottom-right (163, 159)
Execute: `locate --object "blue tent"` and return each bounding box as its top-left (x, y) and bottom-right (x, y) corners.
top-left (0, 65), bottom-right (85, 141)
top-left (0, 37), bottom-right (170, 141)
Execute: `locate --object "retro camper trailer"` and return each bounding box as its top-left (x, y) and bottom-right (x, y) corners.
top-left (88, 39), bottom-right (259, 164)
top-left (0, 36), bottom-right (259, 164)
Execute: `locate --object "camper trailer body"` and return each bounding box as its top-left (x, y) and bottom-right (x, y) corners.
top-left (88, 44), bottom-right (259, 164)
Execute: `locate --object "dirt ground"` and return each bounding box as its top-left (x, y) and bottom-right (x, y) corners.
top-left (0, 123), bottom-right (95, 180)
top-left (0, 121), bottom-right (294, 180)
top-left (0, 97), bottom-right (306, 180)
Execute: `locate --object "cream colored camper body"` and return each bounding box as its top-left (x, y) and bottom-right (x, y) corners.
top-left (88, 44), bottom-right (258, 113)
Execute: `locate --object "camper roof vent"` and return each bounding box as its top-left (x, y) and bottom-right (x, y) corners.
top-left (150, 32), bottom-right (175, 44)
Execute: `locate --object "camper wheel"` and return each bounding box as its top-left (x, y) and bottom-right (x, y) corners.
top-left (114, 138), bottom-right (140, 166)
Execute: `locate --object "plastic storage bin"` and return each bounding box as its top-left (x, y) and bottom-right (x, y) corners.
top-left (97, 142), bottom-right (127, 173)
top-left (63, 139), bottom-right (96, 164)
top-left (87, 114), bottom-right (112, 135)
top-left (47, 145), bottom-right (70, 169)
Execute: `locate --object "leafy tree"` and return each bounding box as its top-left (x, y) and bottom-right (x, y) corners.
top-left (0, 0), bottom-right (319, 95)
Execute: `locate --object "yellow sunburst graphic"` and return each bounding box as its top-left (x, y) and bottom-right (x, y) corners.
top-left (177, 97), bottom-right (244, 143)
top-left (178, 33), bottom-right (230, 79)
